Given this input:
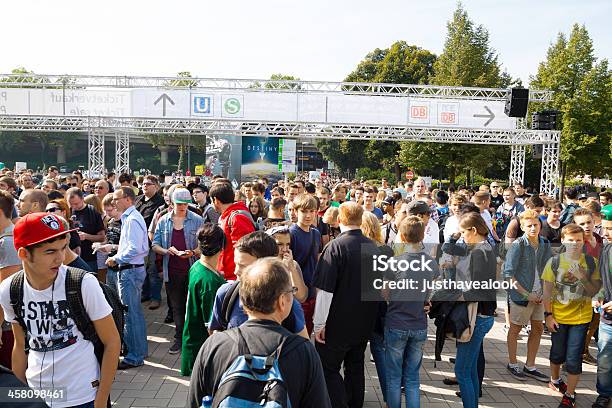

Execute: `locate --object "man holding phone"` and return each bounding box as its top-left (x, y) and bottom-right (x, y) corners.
top-left (152, 188), bottom-right (203, 355)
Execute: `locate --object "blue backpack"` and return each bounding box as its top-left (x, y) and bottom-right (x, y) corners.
top-left (210, 328), bottom-right (304, 408)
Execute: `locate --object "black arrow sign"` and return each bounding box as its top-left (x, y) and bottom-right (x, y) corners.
top-left (154, 93), bottom-right (175, 117)
top-left (473, 105), bottom-right (495, 127)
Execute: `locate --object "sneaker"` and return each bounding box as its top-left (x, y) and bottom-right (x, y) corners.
top-left (523, 366), bottom-right (549, 383)
top-left (592, 395), bottom-right (610, 408)
top-left (169, 341), bottom-right (181, 355)
top-left (582, 353), bottom-right (597, 365)
top-left (507, 364), bottom-right (527, 380)
top-left (549, 379), bottom-right (568, 395)
top-left (558, 393), bottom-right (576, 408)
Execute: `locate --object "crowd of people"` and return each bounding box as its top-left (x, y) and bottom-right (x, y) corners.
top-left (0, 164), bottom-right (610, 408)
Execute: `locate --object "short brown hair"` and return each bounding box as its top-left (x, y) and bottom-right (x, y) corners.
top-left (459, 212), bottom-right (490, 237)
top-left (0, 190), bottom-right (14, 218)
top-left (0, 176), bottom-right (17, 191)
top-left (573, 208), bottom-right (593, 220)
top-left (101, 193), bottom-right (115, 207)
top-left (584, 200), bottom-right (601, 214)
top-left (473, 191), bottom-right (490, 205)
top-left (338, 201), bottom-right (363, 226)
top-left (449, 195), bottom-right (467, 206)
top-left (240, 257), bottom-right (292, 314)
top-left (292, 194), bottom-right (318, 211)
top-left (561, 223), bottom-right (585, 240)
top-left (399, 216), bottom-right (425, 244)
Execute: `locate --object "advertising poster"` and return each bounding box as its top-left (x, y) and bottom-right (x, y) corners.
top-left (204, 134), bottom-right (242, 184)
top-left (241, 136), bottom-right (280, 183)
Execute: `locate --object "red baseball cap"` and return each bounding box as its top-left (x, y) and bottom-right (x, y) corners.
top-left (13, 212), bottom-right (76, 250)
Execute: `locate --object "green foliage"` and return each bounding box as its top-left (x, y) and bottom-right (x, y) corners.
top-left (530, 24), bottom-right (611, 177)
top-left (355, 168), bottom-right (396, 185)
top-left (399, 3), bottom-right (513, 186)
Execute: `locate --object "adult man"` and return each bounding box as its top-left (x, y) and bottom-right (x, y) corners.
top-left (406, 200), bottom-right (440, 245)
top-left (593, 204), bottom-right (612, 408)
top-left (503, 210), bottom-right (552, 382)
top-left (93, 179), bottom-right (110, 202)
top-left (514, 183), bottom-right (531, 205)
top-left (46, 165), bottom-right (59, 181)
top-left (67, 187), bottom-right (105, 272)
top-left (0, 212), bottom-right (120, 407)
top-left (0, 191), bottom-right (21, 368)
top-left (105, 186), bottom-right (149, 369)
top-left (192, 184), bottom-right (219, 224)
top-left (188, 258), bottom-right (331, 408)
top-left (134, 175), bottom-right (165, 308)
top-left (496, 188), bottom-right (525, 239)
top-left (261, 197), bottom-right (289, 231)
top-left (560, 187), bottom-right (580, 226)
top-left (363, 188), bottom-right (384, 220)
top-left (287, 184), bottom-right (300, 204)
top-left (17, 189), bottom-right (48, 217)
top-left (313, 202), bottom-right (382, 408)
top-left (599, 191), bottom-right (612, 208)
top-left (490, 182), bottom-right (504, 210)
top-left (41, 179), bottom-right (58, 194)
top-left (504, 196), bottom-right (547, 244)
top-left (332, 184), bottom-right (347, 205)
top-left (210, 180), bottom-right (256, 280)
top-left (317, 187), bottom-right (333, 246)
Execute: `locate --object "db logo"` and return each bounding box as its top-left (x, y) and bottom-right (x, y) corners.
top-left (441, 112), bottom-right (456, 124)
top-left (411, 106), bottom-right (428, 119)
top-left (224, 98), bottom-right (241, 115)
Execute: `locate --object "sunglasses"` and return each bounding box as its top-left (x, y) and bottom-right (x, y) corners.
top-left (47, 207), bottom-right (62, 213)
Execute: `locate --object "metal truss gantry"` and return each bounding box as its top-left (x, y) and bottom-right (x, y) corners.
top-left (87, 128), bottom-right (105, 178)
top-left (509, 145), bottom-right (526, 186)
top-left (115, 131), bottom-right (130, 175)
top-left (0, 73), bottom-right (560, 196)
top-left (0, 73), bottom-right (552, 101)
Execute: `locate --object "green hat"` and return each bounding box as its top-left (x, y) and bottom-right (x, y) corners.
top-left (602, 204), bottom-right (612, 221)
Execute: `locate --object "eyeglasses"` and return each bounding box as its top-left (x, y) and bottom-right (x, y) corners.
top-left (142, 182), bottom-right (155, 186)
top-left (283, 287), bottom-right (298, 296)
top-left (70, 183), bottom-right (77, 187)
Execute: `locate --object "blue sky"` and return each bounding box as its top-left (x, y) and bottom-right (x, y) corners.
top-left (3, 0), bottom-right (610, 85)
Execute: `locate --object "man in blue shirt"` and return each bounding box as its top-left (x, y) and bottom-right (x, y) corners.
top-left (106, 186), bottom-right (150, 369)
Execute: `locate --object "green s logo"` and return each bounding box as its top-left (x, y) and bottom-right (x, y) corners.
top-left (224, 98), bottom-right (241, 114)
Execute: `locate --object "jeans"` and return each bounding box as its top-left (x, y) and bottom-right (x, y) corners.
top-left (550, 322), bottom-right (589, 375)
top-left (69, 401), bottom-right (94, 408)
top-left (384, 327), bottom-right (427, 408)
top-left (316, 340), bottom-right (368, 408)
top-left (370, 332), bottom-right (386, 402)
top-left (455, 316), bottom-right (494, 408)
top-left (146, 250), bottom-right (162, 302)
top-left (597, 322), bottom-right (612, 397)
top-left (115, 266), bottom-right (148, 366)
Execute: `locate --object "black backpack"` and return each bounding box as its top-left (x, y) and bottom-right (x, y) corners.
top-left (10, 267), bottom-right (127, 365)
top-left (219, 281), bottom-right (296, 333)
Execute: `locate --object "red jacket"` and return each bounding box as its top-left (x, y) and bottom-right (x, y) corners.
top-left (217, 201), bottom-right (256, 280)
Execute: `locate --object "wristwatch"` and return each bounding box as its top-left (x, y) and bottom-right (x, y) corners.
top-left (544, 311), bottom-right (553, 318)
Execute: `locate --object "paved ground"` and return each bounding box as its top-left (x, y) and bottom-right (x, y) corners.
top-left (111, 296), bottom-right (601, 408)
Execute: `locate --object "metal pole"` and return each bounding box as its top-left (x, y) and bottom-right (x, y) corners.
top-left (187, 134), bottom-right (191, 173)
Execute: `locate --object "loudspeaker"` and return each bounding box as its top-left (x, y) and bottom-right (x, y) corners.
top-left (532, 110), bottom-right (560, 130)
top-left (504, 88), bottom-right (529, 117)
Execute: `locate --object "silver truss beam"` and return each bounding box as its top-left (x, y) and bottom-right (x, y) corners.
top-left (0, 116), bottom-right (560, 145)
top-left (540, 143), bottom-right (560, 198)
top-left (114, 131), bottom-right (130, 175)
top-left (87, 129), bottom-right (105, 178)
top-left (509, 145), bottom-right (526, 186)
top-left (0, 73), bottom-right (552, 101)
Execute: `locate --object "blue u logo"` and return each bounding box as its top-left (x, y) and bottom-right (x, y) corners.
top-left (193, 96), bottom-right (211, 114)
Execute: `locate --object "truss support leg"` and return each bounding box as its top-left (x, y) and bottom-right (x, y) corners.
top-left (115, 131), bottom-right (130, 175)
top-left (540, 142), bottom-right (560, 198)
top-left (88, 128), bottom-right (105, 178)
top-left (509, 145), bottom-right (526, 186)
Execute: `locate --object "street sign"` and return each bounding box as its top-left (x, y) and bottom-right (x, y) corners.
top-left (405, 170), bottom-right (414, 180)
top-left (194, 165), bottom-right (204, 176)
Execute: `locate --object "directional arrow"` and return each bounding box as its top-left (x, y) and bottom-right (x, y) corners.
top-left (154, 93), bottom-right (175, 117)
top-left (473, 105), bottom-right (495, 127)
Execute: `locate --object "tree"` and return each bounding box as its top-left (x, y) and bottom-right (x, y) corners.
top-left (316, 41), bottom-right (437, 179)
top-left (398, 3), bottom-right (514, 187)
top-left (530, 24), bottom-right (611, 187)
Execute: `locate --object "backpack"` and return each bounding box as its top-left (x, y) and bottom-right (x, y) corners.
top-left (9, 267), bottom-right (128, 365)
top-left (211, 328), bottom-right (305, 408)
top-left (497, 215), bottom-right (521, 260)
top-left (228, 209), bottom-right (257, 231)
top-left (219, 281), bottom-right (296, 333)
top-left (550, 253), bottom-right (596, 280)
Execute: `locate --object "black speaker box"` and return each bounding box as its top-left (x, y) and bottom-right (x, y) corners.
top-left (504, 88), bottom-right (529, 117)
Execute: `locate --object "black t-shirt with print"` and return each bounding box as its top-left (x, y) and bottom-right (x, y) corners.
top-left (72, 204), bottom-right (104, 262)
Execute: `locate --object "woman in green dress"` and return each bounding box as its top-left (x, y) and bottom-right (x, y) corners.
top-left (180, 223), bottom-right (226, 376)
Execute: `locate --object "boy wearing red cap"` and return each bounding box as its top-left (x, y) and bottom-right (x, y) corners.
top-left (0, 212), bottom-right (120, 408)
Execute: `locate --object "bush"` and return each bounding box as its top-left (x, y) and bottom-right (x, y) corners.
top-left (355, 168), bottom-right (396, 185)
